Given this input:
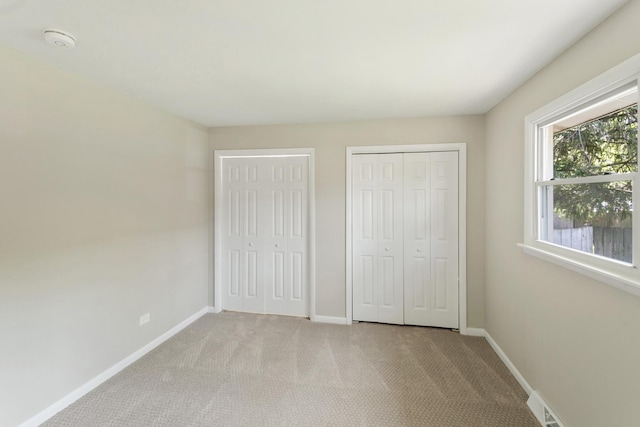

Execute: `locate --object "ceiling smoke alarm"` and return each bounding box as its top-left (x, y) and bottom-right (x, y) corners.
top-left (43, 29), bottom-right (76, 48)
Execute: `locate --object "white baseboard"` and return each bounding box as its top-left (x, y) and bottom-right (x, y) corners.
top-left (312, 315), bottom-right (348, 325)
top-left (484, 331), bottom-right (533, 396)
top-left (19, 307), bottom-right (210, 427)
top-left (461, 327), bottom-right (486, 337)
top-left (207, 306), bottom-right (218, 313)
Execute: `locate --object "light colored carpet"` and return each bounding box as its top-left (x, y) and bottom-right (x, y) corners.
top-left (43, 312), bottom-right (538, 426)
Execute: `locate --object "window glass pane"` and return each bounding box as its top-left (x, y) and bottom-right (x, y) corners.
top-left (541, 181), bottom-right (632, 263)
top-left (551, 96), bottom-right (637, 179)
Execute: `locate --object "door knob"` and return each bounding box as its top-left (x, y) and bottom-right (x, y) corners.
top-left (384, 247), bottom-right (390, 252)
top-left (248, 242), bottom-right (253, 247)
top-left (275, 244), bottom-right (279, 248)
top-left (417, 248), bottom-right (422, 252)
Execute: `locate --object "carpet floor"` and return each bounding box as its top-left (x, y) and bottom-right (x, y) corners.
top-left (43, 312), bottom-right (538, 426)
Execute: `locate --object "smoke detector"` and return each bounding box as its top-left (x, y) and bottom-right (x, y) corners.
top-left (43, 29), bottom-right (76, 49)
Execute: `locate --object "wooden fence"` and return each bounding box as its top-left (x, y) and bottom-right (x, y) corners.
top-left (553, 226), bottom-right (632, 263)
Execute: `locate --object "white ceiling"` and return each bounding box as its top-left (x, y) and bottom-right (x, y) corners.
top-left (0, 0), bottom-right (628, 127)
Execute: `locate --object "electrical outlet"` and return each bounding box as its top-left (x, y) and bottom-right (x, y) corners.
top-left (139, 313), bottom-right (150, 326)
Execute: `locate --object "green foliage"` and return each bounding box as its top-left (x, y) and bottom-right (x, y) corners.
top-left (552, 103), bottom-right (637, 226)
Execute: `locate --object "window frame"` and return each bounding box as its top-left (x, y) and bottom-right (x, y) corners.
top-left (522, 53), bottom-right (640, 297)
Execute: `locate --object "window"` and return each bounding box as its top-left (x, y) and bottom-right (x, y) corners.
top-left (523, 54), bottom-right (640, 296)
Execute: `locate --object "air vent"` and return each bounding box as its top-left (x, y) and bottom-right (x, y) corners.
top-left (527, 391), bottom-right (565, 427)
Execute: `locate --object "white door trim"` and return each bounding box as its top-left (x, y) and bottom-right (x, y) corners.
top-left (213, 148), bottom-right (316, 320)
top-left (346, 143), bottom-right (468, 333)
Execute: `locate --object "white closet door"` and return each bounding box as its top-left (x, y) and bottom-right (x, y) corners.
top-left (263, 157), bottom-right (288, 315)
top-left (222, 158), bottom-right (266, 314)
top-left (242, 159), bottom-right (266, 314)
top-left (264, 156), bottom-right (309, 316)
top-left (352, 155), bottom-right (378, 322)
top-left (352, 154), bottom-right (404, 324)
top-left (285, 156), bottom-right (309, 316)
top-left (377, 155), bottom-right (404, 324)
top-left (222, 155), bottom-right (309, 317)
top-left (429, 152), bottom-right (458, 328)
top-left (404, 152), bottom-right (459, 328)
top-left (403, 153), bottom-right (430, 325)
top-left (222, 158), bottom-right (245, 312)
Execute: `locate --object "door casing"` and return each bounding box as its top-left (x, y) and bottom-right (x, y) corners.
top-left (346, 144), bottom-right (468, 332)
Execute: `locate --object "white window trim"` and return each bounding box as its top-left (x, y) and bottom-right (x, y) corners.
top-left (522, 53), bottom-right (640, 298)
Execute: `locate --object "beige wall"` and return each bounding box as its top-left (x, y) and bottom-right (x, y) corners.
top-left (485, 2), bottom-right (640, 426)
top-left (12, 2), bottom-right (640, 425)
top-left (0, 46), bottom-right (210, 426)
top-left (209, 116), bottom-right (486, 324)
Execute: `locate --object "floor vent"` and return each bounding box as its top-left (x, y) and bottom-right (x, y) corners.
top-left (527, 391), bottom-right (565, 427)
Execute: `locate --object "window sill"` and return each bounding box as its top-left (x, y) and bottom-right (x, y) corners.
top-left (518, 243), bottom-right (640, 298)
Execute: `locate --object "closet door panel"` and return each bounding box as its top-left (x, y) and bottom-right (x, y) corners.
top-left (352, 154), bottom-right (404, 324)
top-left (285, 156), bottom-right (309, 316)
top-left (352, 155), bottom-right (379, 322)
top-left (429, 152), bottom-right (459, 328)
top-left (241, 160), bottom-right (266, 314)
top-left (264, 158), bottom-right (288, 315)
top-left (222, 158), bottom-right (246, 312)
top-left (403, 152), bottom-right (459, 328)
top-left (376, 154), bottom-right (404, 325)
top-left (403, 153), bottom-right (431, 325)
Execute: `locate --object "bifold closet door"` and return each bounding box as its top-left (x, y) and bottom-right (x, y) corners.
top-left (221, 156), bottom-right (309, 316)
top-left (352, 154), bottom-right (404, 324)
top-left (403, 152), bottom-right (459, 329)
top-left (352, 151), bottom-right (459, 328)
top-left (222, 157), bottom-right (266, 314)
top-left (263, 156), bottom-right (309, 317)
